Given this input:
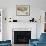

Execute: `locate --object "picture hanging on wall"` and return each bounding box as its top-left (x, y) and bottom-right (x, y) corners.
top-left (16, 5), bottom-right (30, 16)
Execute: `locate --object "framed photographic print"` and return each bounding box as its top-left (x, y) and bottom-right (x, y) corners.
top-left (16, 5), bottom-right (30, 16)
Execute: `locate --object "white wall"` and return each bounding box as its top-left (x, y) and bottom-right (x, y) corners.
top-left (0, 0), bottom-right (46, 11)
top-left (2, 9), bottom-right (8, 40)
top-left (36, 10), bottom-right (45, 39)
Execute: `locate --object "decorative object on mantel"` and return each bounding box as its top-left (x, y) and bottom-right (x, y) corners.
top-left (16, 5), bottom-right (30, 16)
top-left (5, 18), bottom-right (6, 20)
top-left (29, 18), bottom-right (34, 22)
top-left (36, 16), bottom-right (41, 23)
top-left (35, 16), bottom-right (41, 23)
top-left (9, 21), bottom-right (11, 22)
top-left (13, 20), bottom-right (17, 22)
top-left (39, 16), bottom-right (41, 23)
top-left (9, 18), bottom-right (11, 19)
top-left (9, 17), bottom-right (12, 22)
top-left (0, 13), bottom-right (1, 16)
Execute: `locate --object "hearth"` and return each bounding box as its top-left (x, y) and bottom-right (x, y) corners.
top-left (14, 31), bottom-right (31, 44)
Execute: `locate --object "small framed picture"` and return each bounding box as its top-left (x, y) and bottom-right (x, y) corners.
top-left (16, 5), bottom-right (30, 16)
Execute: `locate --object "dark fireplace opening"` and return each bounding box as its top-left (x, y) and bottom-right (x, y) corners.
top-left (14, 31), bottom-right (31, 44)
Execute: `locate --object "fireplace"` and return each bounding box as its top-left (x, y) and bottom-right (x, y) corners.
top-left (14, 31), bottom-right (31, 44)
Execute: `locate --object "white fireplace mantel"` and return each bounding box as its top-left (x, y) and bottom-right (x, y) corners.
top-left (12, 28), bottom-right (31, 31)
top-left (12, 22), bottom-right (37, 39)
top-left (7, 22), bottom-right (37, 43)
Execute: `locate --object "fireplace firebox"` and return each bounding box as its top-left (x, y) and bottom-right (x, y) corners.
top-left (14, 31), bottom-right (31, 44)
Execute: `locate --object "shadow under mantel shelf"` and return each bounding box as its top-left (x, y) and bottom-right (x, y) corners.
top-left (12, 22), bottom-right (37, 24)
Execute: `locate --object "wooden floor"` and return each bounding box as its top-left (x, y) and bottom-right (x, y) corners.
top-left (12, 44), bottom-right (29, 46)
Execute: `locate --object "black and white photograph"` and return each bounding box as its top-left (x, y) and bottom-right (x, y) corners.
top-left (0, 0), bottom-right (46, 46)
